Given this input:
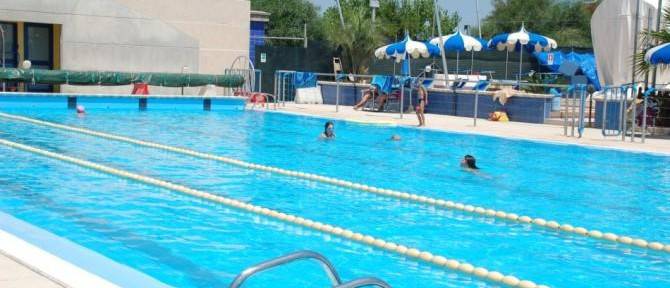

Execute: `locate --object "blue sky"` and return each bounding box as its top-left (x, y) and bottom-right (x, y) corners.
top-left (309, 0), bottom-right (494, 28)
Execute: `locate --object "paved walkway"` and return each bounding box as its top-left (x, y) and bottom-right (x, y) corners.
top-left (0, 252), bottom-right (64, 288)
top-left (271, 103), bottom-right (670, 155)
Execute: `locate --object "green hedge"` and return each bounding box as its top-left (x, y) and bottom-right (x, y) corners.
top-left (0, 68), bottom-right (245, 88)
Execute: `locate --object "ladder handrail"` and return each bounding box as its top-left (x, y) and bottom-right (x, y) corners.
top-left (335, 277), bottom-right (392, 288)
top-left (229, 250), bottom-right (342, 288)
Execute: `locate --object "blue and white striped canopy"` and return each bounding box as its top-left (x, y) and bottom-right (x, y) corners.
top-left (645, 42), bottom-right (670, 65)
top-left (488, 26), bottom-right (557, 52)
top-left (429, 31), bottom-right (483, 52)
top-left (375, 36), bottom-right (440, 63)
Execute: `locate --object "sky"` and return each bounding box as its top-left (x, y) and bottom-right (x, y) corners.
top-left (309, 0), bottom-right (495, 28)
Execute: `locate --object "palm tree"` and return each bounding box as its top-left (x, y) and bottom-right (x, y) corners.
top-left (323, 8), bottom-right (384, 75)
top-left (635, 7), bottom-right (670, 77)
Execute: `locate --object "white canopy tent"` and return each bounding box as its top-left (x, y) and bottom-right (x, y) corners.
top-left (591, 0), bottom-right (670, 87)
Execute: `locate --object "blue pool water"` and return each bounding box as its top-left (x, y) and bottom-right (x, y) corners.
top-left (0, 97), bottom-right (669, 287)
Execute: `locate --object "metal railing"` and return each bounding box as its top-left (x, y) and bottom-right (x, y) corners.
top-left (229, 250), bottom-right (341, 288)
top-left (598, 82), bottom-right (661, 143)
top-left (229, 250), bottom-right (391, 288)
top-left (270, 69), bottom-right (667, 143)
top-left (336, 277), bottom-right (392, 288)
top-left (562, 84), bottom-right (587, 138)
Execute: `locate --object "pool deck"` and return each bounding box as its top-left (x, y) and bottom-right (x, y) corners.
top-left (0, 252), bottom-right (64, 288)
top-left (271, 103), bottom-right (670, 155)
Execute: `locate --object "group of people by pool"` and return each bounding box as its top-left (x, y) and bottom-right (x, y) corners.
top-left (352, 80), bottom-right (429, 127)
top-left (319, 121), bottom-right (479, 171)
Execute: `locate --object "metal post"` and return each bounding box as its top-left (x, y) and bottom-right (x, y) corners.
top-left (563, 89), bottom-right (568, 136)
top-left (474, 89), bottom-right (479, 126)
top-left (621, 87), bottom-right (627, 141)
top-left (519, 44), bottom-right (524, 86)
top-left (0, 24), bottom-right (5, 92)
top-left (505, 50), bottom-right (509, 80)
top-left (434, 0), bottom-right (449, 87)
top-left (632, 0), bottom-right (641, 88)
top-left (571, 88), bottom-right (576, 137)
top-left (476, 0), bottom-right (482, 39)
top-left (273, 72), bottom-right (278, 110)
top-left (335, 74), bottom-right (340, 112)
top-left (303, 23), bottom-right (308, 48)
top-left (631, 86), bottom-right (637, 142)
top-left (642, 93), bottom-right (648, 143)
top-left (399, 85), bottom-right (404, 119)
top-left (652, 0), bottom-right (664, 87)
top-left (335, 0), bottom-right (346, 29)
top-left (602, 88), bottom-right (609, 136)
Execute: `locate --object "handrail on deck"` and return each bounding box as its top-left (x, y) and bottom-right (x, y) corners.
top-left (229, 250), bottom-right (342, 288)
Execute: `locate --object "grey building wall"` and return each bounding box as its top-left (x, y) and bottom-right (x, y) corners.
top-left (0, 0), bottom-right (250, 95)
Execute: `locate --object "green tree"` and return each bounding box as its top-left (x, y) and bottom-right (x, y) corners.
top-left (322, 6), bottom-right (384, 74)
top-left (482, 0), bottom-right (593, 48)
top-left (377, 0), bottom-right (460, 41)
top-left (321, 0), bottom-right (460, 74)
top-left (251, 0), bottom-right (323, 45)
top-left (635, 7), bottom-right (670, 76)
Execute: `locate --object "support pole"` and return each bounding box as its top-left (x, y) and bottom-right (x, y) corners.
top-left (632, 0), bottom-right (641, 87)
top-left (519, 45), bottom-right (524, 86)
top-left (434, 0), bottom-right (449, 86)
top-left (303, 23), bottom-right (308, 48)
top-left (652, 0), bottom-right (663, 87)
top-left (0, 25), bottom-right (5, 92)
top-left (335, 0), bottom-right (346, 29)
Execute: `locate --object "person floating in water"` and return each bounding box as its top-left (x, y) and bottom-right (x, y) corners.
top-left (76, 105), bottom-right (86, 116)
top-left (320, 121), bottom-right (335, 139)
top-left (460, 155), bottom-right (479, 171)
top-left (390, 134), bottom-right (401, 141)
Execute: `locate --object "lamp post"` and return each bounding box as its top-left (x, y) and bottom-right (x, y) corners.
top-left (370, 0), bottom-right (379, 33)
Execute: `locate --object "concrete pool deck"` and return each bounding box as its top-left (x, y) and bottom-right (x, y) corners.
top-left (270, 103), bottom-right (670, 155)
top-left (0, 252), bottom-right (64, 288)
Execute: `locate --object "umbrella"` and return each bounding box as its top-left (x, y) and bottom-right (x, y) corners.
top-left (375, 35), bottom-right (439, 63)
top-left (430, 30), bottom-right (483, 76)
top-left (488, 25), bottom-right (557, 80)
top-left (645, 42), bottom-right (670, 65)
top-left (375, 36), bottom-right (439, 115)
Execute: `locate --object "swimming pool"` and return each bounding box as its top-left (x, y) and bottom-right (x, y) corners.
top-left (0, 96), bottom-right (669, 287)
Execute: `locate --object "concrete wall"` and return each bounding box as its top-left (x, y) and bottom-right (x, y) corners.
top-left (0, 0), bottom-right (250, 95)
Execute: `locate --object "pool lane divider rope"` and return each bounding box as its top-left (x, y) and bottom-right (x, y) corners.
top-left (0, 138), bottom-right (548, 288)
top-left (1, 112), bottom-right (668, 254)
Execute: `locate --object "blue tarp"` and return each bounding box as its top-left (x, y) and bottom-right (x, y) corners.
top-left (371, 75), bottom-right (394, 95)
top-left (534, 51), bottom-right (601, 90)
top-left (292, 72), bottom-right (317, 88)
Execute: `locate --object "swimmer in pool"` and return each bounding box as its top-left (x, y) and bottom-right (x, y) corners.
top-left (76, 105), bottom-right (86, 117)
top-left (320, 121), bottom-right (335, 139)
top-left (460, 155), bottom-right (479, 171)
top-left (390, 134), bottom-right (401, 141)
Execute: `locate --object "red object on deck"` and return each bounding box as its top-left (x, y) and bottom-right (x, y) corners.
top-left (132, 83), bottom-right (150, 95)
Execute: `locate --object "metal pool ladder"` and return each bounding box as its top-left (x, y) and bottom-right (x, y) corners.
top-left (229, 250), bottom-right (391, 288)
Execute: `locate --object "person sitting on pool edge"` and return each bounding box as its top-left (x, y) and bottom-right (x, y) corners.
top-left (460, 155), bottom-right (479, 170)
top-left (320, 121), bottom-right (335, 139)
top-left (353, 84), bottom-right (388, 111)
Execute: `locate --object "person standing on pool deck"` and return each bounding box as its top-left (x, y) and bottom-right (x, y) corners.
top-left (320, 121), bottom-right (335, 139)
top-left (415, 84), bottom-right (428, 126)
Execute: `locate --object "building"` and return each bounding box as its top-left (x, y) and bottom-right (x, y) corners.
top-left (0, 0), bottom-right (250, 94)
top-left (249, 10), bottom-right (269, 66)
